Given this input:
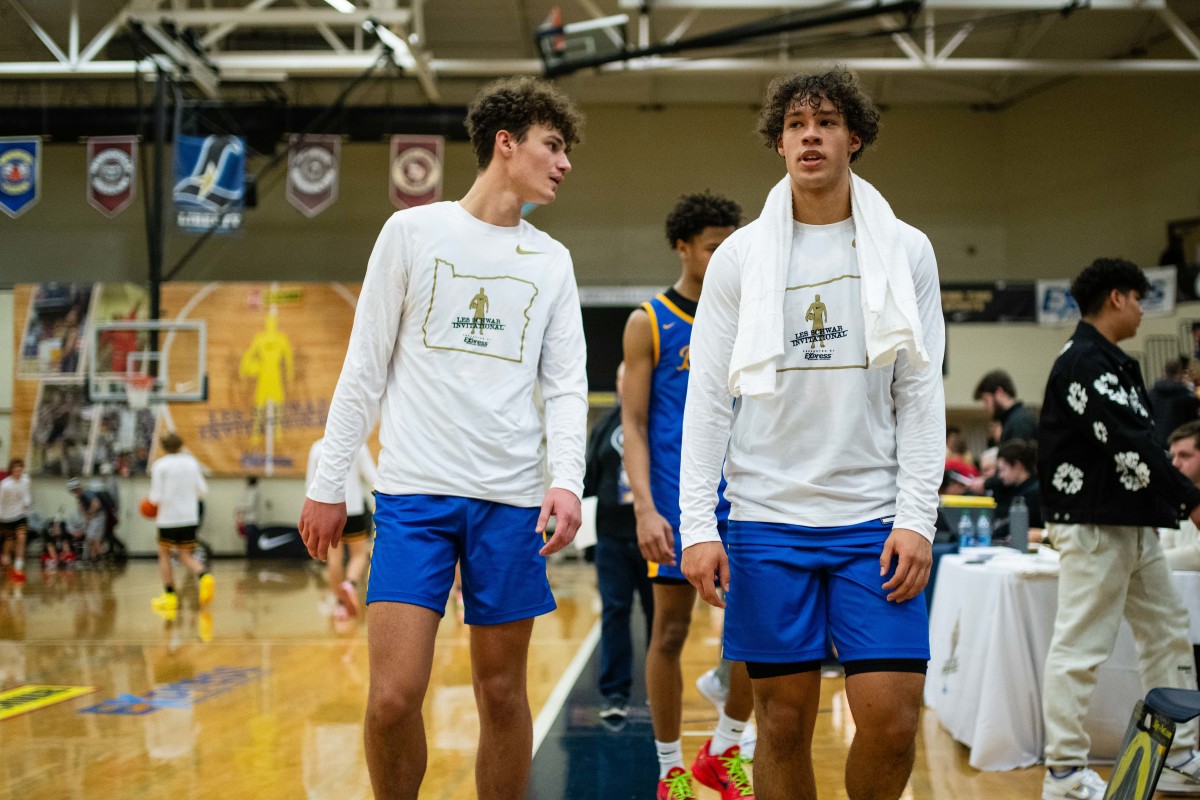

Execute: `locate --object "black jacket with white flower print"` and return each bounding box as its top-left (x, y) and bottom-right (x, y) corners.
top-left (1038, 321), bottom-right (1200, 528)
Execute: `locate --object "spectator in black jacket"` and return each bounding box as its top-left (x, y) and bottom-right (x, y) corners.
top-left (974, 369), bottom-right (1038, 445)
top-left (583, 363), bottom-right (654, 727)
top-left (1038, 258), bottom-right (1200, 800)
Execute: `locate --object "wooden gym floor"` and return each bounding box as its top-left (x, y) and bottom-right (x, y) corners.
top-left (0, 557), bottom-right (1077, 799)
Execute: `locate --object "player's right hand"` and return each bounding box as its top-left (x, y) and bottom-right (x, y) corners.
top-left (681, 541), bottom-right (729, 609)
top-left (299, 498), bottom-right (346, 562)
top-left (635, 508), bottom-right (676, 565)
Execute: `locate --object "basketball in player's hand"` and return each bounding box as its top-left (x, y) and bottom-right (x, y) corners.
top-left (139, 498), bottom-right (159, 519)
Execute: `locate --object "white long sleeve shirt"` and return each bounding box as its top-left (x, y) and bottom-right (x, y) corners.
top-left (307, 438), bottom-right (377, 516)
top-left (149, 452), bottom-right (208, 528)
top-left (0, 474), bottom-right (31, 522)
top-left (307, 202), bottom-right (588, 508)
top-left (680, 216), bottom-right (945, 548)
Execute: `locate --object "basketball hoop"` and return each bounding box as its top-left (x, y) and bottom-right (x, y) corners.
top-left (124, 374), bottom-right (155, 410)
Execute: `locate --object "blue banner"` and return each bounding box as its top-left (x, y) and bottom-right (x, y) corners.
top-left (1038, 266), bottom-right (1176, 325)
top-left (173, 134), bottom-right (246, 233)
top-left (0, 137), bottom-right (41, 219)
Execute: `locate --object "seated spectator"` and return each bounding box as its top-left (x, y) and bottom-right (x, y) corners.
top-left (994, 439), bottom-right (1043, 540)
top-left (974, 369), bottom-right (1038, 444)
top-left (1164, 421), bottom-right (1200, 570)
top-left (945, 426), bottom-right (979, 478)
top-left (40, 517), bottom-right (76, 570)
top-left (1150, 357), bottom-right (1200, 450)
top-left (966, 446), bottom-right (1000, 496)
top-left (978, 446), bottom-right (998, 481)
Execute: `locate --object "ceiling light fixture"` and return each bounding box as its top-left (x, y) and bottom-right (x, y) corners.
top-left (363, 18), bottom-right (417, 69)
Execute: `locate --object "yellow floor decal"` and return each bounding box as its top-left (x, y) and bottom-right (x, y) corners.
top-left (0, 685), bottom-right (96, 721)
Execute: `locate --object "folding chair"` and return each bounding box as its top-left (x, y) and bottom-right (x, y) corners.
top-left (1105, 688), bottom-right (1200, 799)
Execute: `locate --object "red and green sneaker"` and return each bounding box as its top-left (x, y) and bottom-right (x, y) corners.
top-left (657, 766), bottom-right (697, 800)
top-left (692, 739), bottom-right (755, 798)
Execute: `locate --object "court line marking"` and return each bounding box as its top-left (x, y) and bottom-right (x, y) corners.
top-left (532, 618), bottom-right (601, 756)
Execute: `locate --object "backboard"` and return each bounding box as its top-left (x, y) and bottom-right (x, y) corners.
top-left (86, 319), bottom-right (207, 403)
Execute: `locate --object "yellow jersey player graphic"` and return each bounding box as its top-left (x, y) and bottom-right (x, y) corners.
top-left (805, 293), bottom-right (828, 348)
top-left (239, 309), bottom-right (294, 443)
top-left (468, 287), bottom-right (490, 335)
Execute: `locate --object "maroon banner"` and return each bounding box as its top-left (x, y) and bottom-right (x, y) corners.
top-left (86, 136), bottom-right (137, 218)
top-left (389, 134), bottom-right (443, 209)
top-left (286, 133), bottom-right (341, 218)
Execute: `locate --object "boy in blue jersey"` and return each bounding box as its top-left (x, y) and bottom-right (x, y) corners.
top-left (623, 193), bottom-right (756, 800)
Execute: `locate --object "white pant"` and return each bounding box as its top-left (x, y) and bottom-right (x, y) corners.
top-left (1043, 523), bottom-right (1198, 767)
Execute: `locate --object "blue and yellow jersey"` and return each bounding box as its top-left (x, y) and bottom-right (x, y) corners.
top-left (643, 288), bottom-right (730, 531)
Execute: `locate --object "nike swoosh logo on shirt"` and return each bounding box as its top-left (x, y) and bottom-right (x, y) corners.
top-left (663, 322), bottom-right (676, 329)
top-left (516, 245), bottom-right (544, 255)
top-left (257, 532), bottom-right (297, 550)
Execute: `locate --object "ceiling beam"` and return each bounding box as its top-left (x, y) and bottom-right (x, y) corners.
top-left (6, 0), bottom-right (69, 64)
top-left (608, 56), bottom-right (1200, 74)
top-left (1158, 4), bottom-right (1200, 60)
top-left (4, 53), bottom-right (1200, 80)
top-left (618, 0), bottom-right (1164, 8)
top-left (199, 0), bottom-right (278, 50)
top-left (132, 8), bottom-right (413, 27)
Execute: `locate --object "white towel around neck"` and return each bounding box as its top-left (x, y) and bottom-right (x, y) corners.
top-left (727, 172), bottom-right (929, 398)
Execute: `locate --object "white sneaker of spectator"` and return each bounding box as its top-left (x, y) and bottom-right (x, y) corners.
top-left (1159, 749), bottom-right (1200, 795)
top-left (1042, 767), bottom-right (1106, 800)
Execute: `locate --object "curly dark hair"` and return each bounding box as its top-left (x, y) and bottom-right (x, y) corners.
top-left (756, 67), bottom-right (880, 162)
top-left (1069, 257), bottom-right (1149, 318)
top-left (465, 76), bottom-right (584, 170)
top-left (665, 192), bottom-right (742, 248)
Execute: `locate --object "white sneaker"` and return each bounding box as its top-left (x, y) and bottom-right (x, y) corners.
top-left (1042, 767), bottom-right (1107, 800)
top-left (695, 668), bottom-right (728, 713)
top-left (739, 722), bottom-right (757, 762)
top-left (1158, 749), bottom-right (1200, 795)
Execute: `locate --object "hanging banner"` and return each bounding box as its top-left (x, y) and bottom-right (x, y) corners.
top-left (1037, 267), bottom-right (1177, 326)
top-left (1036, 278), bottom-right (1080, 326)
top-left (0, 136), bottom-right (41, 219)
top-left (86, 136), bottom-right (138, 218)
top-left (389, 134), bottom-right (443, 209)
top-left (1143, 266), bottom-right (1178, 318)
top-left (173, 134), bottom-right (246, 233)
top-left (286, 134), bottom-right (340, 218)
top-left (940, 282), bottom-right (1036, 323)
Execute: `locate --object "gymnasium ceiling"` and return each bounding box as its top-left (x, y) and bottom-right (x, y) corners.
top-left (1, 0), bottom-right (1199, 109)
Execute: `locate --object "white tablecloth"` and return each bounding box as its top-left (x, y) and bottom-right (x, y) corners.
top-left (924, 551), bottom-right (1200, 771)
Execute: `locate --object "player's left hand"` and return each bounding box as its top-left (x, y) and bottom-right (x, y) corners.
top-left (537, 488), bottom-right (581, 556)
top-left (880, 527), bottom-right (932, 603)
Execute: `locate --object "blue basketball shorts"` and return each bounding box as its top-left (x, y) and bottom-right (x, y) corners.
top-left (366, 494), bottom-right (556, 626)
top-left (723, 518), bottom-right (929, 663)
top-left (649, 518), bottom-right (727, 583)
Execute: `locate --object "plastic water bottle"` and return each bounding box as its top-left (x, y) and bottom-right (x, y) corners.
top-left (957, 510), bottom-right (976, 549)
top-left (1009, 496), bottom-right (1030, 553)
top-left (975, 511), bottom-right (992, 548)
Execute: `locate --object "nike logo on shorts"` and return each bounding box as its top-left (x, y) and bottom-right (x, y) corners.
top-left (257, 532), bottom-right (297, 550)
